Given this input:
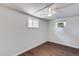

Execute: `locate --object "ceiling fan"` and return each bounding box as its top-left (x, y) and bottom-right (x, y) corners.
top-left (37, 3), bottom-right (74, 17)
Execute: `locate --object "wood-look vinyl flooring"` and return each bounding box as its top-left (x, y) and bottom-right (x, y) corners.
top-left (19, 41), bottom-right (79, 56)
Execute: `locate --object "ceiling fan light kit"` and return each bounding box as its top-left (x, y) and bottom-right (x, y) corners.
top-left (48, 7), bottom-right (56, 17)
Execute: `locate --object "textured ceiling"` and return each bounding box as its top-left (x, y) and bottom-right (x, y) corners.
top-left (0, 3), bottom-right (78, 20)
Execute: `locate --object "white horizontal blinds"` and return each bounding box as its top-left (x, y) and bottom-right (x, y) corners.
top-left (33, 19), bottom-right (39, 28)
top-left (28, 19), bottom-right (33, 28)
top-left (28, 16), bottom-right (39, 28)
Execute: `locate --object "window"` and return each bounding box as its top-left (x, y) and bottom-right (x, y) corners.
top-left (28, 16), bottom-right (39, 28)
top-left (33, 20), bottom-right (39, 28)
top-left (28, 19), bottom-right (33, 28)
top-left (56, 21), bottom-right (66, 29)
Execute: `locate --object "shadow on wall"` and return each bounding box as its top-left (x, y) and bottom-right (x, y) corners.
top-left (53, 16), bottom-right (79, 48)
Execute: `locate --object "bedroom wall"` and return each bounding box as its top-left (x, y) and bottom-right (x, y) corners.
top-left (0, 5), bottom-right (79, 56)
top-left (0, 7), bottom-right (48, 56)
top-left (48, 16), bottom-right (79, 49)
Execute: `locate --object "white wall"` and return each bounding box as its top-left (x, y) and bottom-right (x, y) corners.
top-left (48, 16), bottom-right (79, 49)
top-left (0, 5), bottom-right (79, 56)
top-left (0, 7), bottom-right (48, 56)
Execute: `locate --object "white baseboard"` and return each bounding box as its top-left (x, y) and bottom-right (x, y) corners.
top-left (48, 40), bottom-right (79, 49)
top-left (13, 41), bottom-right (47, 56)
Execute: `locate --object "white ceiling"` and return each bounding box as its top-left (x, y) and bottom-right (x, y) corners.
top-left (0, 3), bottom-right (79, 20)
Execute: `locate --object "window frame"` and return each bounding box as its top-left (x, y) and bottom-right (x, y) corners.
top-left (27, 17), bottom-right (39, 29)
top-left (56, 21), bottom-right (66, 29)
